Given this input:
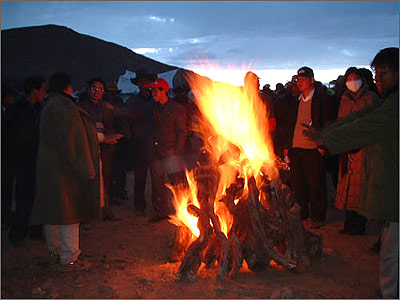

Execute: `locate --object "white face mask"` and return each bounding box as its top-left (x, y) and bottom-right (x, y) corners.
top-left (346, 79), bottom-right (362, 93)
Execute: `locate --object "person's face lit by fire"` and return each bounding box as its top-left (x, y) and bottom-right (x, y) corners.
top-left (374, 65), bottom-right (399, 96)
top-left (152, 87), bottom-right (169, 104)
top-left (295, 75), bottom-right (315, 94)
top-left (89, 81), bottom-right (105, 103)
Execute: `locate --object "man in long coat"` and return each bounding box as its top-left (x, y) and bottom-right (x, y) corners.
top-left (31, 72), bottom-right (102, 266)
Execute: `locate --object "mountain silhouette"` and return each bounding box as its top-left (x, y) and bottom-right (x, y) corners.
top-left (1, 24), bottom-right (178, 91)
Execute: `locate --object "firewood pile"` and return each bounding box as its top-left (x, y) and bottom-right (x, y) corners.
top-left (170, 157), bottom-right (322, 283)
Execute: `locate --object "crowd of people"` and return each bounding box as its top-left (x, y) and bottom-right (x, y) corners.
top-left (1, 47), bottom-right (398, 298)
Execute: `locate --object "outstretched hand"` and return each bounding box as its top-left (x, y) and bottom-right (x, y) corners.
top-left (302, 123), bottom-right (325, 146)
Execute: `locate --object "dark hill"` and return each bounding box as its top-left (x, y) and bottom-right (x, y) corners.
top-left (1, 24), bottom-right (178, 91)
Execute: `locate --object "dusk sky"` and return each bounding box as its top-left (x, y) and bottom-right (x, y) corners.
top-left (2, 1), bottom-right (399, 87)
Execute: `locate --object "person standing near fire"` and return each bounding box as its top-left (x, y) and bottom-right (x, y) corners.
top-left (144, 78), bottom-right (188, 223)
top-left (283, 67), bottom-right (335, 229)
top-left (334, 67), bottom-right (380, 236)
top-left (302, 47), bottom-right (398, 299)
top-left (31, 72), bottom-right (102, 268)
top-left (79, 78), bottom-right (123, 221)
top-left (5, 75), bottom-right (47, 246)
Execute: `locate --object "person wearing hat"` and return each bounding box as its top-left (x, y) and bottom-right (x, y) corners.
top-left (124, 68), bottom-right (159, 216)
top-left (282, 66), bottom-right (334, 229)
top-left (144, 78), bottom-right (188, 223)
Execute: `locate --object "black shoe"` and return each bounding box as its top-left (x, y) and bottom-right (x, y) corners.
top-left (370, 242), bottom-right (381, 254)
top-left (135, 210), bottom-right (145, 216)
top-left (148, 215), bottom-right (169, 223)
top-left (310, 221), bottom-right (323, 229)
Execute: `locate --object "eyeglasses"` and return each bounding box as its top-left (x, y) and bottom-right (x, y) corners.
top-left (91, 86), bottom-right (104, 92)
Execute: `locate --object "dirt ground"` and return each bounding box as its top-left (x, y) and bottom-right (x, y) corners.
top-left (1, 172), bottom-right (382, 299)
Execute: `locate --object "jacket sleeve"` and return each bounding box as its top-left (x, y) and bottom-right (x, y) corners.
top-left (322, 93), bottom-right (398, 155)
top-left (44, 99), bottom-right (96, 179)
top-left (175, 104), bottom-right (188, 155)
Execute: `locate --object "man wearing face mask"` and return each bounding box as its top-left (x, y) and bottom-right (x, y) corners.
top-left (334, 67), bottom-right (381, 236)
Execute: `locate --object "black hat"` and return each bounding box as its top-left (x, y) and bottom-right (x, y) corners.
top-left (297, 66), bottom-right (314, 78)
top-left (130, 68), bottom-right (158, 85)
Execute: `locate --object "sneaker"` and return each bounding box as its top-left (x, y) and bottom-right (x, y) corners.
top-left (60, 258), bottom-right (92, 271)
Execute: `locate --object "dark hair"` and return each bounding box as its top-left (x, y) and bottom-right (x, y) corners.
top-left (371, 47), bottom-right (399, 71)
top-left (87, 78), bottom-right (105, 88)
top-left (49, 72), bottom-right (72, 93)
top-left (358, 68), bottom-right (378, 94)
top-left (23, 75), bottom-right (45, 95)
top-left (343, 67), bottom-right (362, 82)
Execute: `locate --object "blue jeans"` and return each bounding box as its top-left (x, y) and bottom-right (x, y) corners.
top-left (44, 224), bottom-right (81, 264)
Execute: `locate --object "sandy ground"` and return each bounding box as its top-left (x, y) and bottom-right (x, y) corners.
top-left (1, 172), bottom-right (382, 299)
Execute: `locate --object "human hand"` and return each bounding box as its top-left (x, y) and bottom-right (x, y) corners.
top-left (103, 101), bottom-right (114, 110)
top-left (103, 133), bottom-right (124, 144)
top-left (302, 123), bottom-right (325, 146)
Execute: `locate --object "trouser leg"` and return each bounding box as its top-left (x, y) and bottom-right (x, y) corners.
top-left (100, 145), bottom-right (116, 218)
top-left (290, 149), bottom-right (309, 220)
top-left (9, 165), bottom-right (35, 242)
top-left (379, 221), bottom-right (399, 299)
top-left (59, 223), bottom-right (81, 264)
top-left (133, 161), bottom-right (149, 212)
top-left (150, 159), bottom-right (168, 216)
top-left (44, 224), bottom-right (61, 255)
top-left (305, 150), bottom-right (326, 223)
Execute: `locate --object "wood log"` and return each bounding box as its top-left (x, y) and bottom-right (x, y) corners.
top-left (170, 225), bottom-right (194, 262)
top-left (176, 205), bottom-right (213, 282)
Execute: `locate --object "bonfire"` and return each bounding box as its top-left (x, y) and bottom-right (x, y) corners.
top-left (167, 72), bottom-right (322, 283)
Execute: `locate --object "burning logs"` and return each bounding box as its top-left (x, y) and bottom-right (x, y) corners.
top-left (171, 166), bottom-right (322, 282)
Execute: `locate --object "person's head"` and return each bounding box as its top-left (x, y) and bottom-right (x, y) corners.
top-left (295, 66), bottom-right (315, 94)
top-left (358, 68), bottom-right (378, 94)
top-left (131, 68), bottom-right (158, 96)
top-left (343, 67), bottom-right (363, 93)
top-left (87, 78), bottom-right (105, 103)
top-left (275, 83), bottom-right (284, 91)
top-left (1, 85), bottom-right (16, 108)
top-left (144, 78), bottom-right (170, 104)
top-left (23, 75), bottom-right (46, 104)
top-left (244, 71), bottom-right (260, 90)
top-left (286, 81), bottom-right (301, 97)
top-left (49, 72), bottom-right (73, 95)
top-left (371, 47), bottom-right (399, 96)
top-left (105, 81), bottom-right (121, 100)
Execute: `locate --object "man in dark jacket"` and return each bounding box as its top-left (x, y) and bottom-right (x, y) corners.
top-left (5, 75), bottom-right (46, 245)
top-left (79, 78), bottom-right (122, 220)
top-left (283, 67), bottom-right (334, 229)
top-left (303, 47), bottom-right (399, 299)
top-left (144, 78), bottom-right (188, 223)
top-left (125, 69), bottom-right (158, 216)
top-left (1, 84), bottom-right (17, 230)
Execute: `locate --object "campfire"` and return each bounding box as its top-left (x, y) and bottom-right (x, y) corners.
top-left (167, 73), bottom-right (322, 283)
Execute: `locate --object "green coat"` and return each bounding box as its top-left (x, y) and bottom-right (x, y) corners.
top-left (322, 90), bottom-right (398, 222)
top-left (31, 92), bottom-right (102, 225)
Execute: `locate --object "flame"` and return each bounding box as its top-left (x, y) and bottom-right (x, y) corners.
top-left (169, 65), bottom-right (278, 241)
